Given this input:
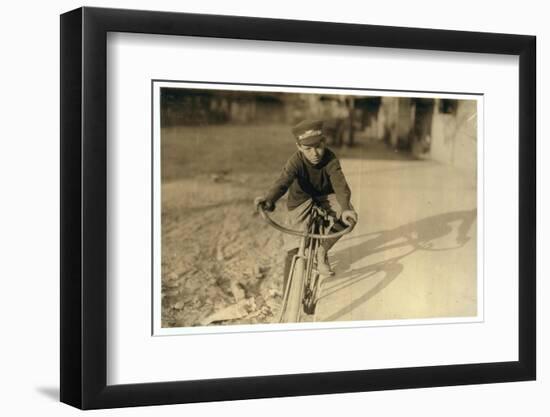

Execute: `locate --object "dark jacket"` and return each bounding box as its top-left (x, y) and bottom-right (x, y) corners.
top-left (265, 148), bottom-right (352, 211)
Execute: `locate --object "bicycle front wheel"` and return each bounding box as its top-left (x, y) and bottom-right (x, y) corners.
top-left (280, 254), bottom-right (305, 323)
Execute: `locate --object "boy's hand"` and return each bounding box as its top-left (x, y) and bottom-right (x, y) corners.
top-left (341, 210), bottom-right (358, 227)
top-left (254, 196), bottom-right (275, 212)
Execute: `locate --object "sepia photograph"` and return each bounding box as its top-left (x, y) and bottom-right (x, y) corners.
top-left (153, 81), bottom-right (481, 333)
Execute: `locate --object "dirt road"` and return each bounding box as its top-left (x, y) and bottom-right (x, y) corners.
top-left (316, 156), bottom-right (477, 322)
top-left (160, 125), bottom-right (477, 327)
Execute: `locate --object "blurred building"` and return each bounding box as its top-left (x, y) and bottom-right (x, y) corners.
top-left (430, 99), bottom-right (477, 173)
top-left (160, 88), bottom-right (477, 171)
top-left (378, 97), bottom-right (477, 172)
top-left (160, 89), bottom-right (288, 126)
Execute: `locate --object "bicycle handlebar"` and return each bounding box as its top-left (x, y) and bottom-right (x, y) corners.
top-left (258, 204), bottom-right (354, 239)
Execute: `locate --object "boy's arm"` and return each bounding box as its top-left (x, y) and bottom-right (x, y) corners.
top-left (263, 156), bottom-right (299, 205)
top-left (327, 160), bottom-right (352, 211)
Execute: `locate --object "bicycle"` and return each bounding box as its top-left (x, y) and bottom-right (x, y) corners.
top-left (258, 204), bottom-right (354, 323)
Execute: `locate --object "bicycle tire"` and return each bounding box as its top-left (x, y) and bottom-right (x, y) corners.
top-left (280, 253), bottom-right (305, 323)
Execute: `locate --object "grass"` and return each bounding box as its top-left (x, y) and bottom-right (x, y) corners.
top-left (161, 124), bottom-right (297, 182)
top-left (160, 123), bottom-right (414, 183)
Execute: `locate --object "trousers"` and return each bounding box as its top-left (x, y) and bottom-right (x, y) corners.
top-left (283, 194), bottom-right (349, 252)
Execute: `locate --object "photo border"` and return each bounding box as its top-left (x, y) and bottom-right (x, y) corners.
top-left (60, 6), bottom-right (536, 409)
top-left (151, 80), bottom-right (485, 337)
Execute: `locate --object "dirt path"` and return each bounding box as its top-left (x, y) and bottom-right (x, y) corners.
top-left (161, 172), bottom-right (289, 327)
top-left (161, 147), bottom-right (477, 327)
top-left (316, 157), bottom-right (477, 322)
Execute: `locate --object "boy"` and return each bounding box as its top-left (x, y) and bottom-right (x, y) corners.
top-left (255, 119), bottom-right (358, 285)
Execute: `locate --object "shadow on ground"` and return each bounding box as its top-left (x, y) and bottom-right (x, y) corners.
top-left (319, 209), bottom-right (477, 321)
top-left (35, 386), bottom-right (59, 401)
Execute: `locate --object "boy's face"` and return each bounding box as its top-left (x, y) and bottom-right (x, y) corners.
top-left (297, 138), bottom-right (326, 165)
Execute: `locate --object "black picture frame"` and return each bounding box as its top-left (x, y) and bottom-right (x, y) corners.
top-left (60, 6), bottom-right (536, 410)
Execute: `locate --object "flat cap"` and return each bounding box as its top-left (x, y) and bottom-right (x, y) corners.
top-left (291, 119), bottom-right (325, 146)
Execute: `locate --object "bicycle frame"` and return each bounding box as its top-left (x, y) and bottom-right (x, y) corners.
top-left (258, 204), bottom-right (353, 323)
top-left (278, 206), bottom-right (334, 322)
